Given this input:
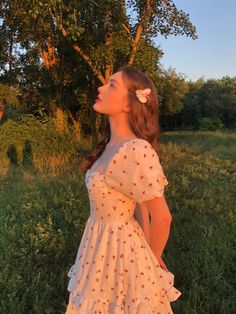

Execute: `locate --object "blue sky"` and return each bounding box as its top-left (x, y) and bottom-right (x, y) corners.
top-left (154, 0), bottom-right (236, 81)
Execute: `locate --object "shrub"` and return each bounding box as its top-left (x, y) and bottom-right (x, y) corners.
top-left (198, 117), bottom-right (224, 131)
top-left (0, 114), bottom-right (80, 177)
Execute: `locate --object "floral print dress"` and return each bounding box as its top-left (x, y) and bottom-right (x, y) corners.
top-left (66, 138), bottom-right (181, 314)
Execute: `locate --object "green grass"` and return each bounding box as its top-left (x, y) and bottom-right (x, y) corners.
top-left (0, 129), bottom-right (235, 313)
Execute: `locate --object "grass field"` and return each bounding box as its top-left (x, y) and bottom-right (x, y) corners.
top-left (0, 130), bottom-right (235, 313)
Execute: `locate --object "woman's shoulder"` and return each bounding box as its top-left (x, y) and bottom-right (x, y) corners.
top-left (123, 138), bottom-right (154, 156)
top-left (104, 137), bottom-right (168, 203)
top-left (124, 138), bottom-right (152, 149)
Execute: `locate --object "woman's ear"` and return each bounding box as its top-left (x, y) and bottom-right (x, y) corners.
top-left (123, 103), bottom-right (131, 113)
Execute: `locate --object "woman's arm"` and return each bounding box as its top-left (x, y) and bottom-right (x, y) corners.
top-left (144, 195), bottom-right (172, 269)
top-left (133, 202), bottom-right (151, 244)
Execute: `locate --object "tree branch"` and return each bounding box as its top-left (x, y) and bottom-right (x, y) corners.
top-left (58, 22), bottom-right (106, 84)
top-left (128, 0), bottom-right (153, 65)
top-left (121, 23), bottom-right (135, 44)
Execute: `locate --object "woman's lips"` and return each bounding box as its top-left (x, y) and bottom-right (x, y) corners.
top-left (95, 96), bottom-right (101, 102)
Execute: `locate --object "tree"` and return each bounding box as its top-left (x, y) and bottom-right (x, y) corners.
top-left (158, 67), bottom-right (188, 129)
top-left (180, 78), bottom-right (205, 130)
top-left (0, 0), bottom-right (197, 140)
top-left (197, 77), bottom-right (236, 128)
top-left (50, 0), bottom-right (197, 83)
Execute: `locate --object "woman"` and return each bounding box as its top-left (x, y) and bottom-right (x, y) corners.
top-left (66, 65), bottom-right (181, 313)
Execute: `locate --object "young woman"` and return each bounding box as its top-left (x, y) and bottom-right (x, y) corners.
top-left (66, 65), bottom-right (181, 313)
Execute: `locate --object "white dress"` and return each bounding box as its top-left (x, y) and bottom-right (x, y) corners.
top-left (66, 138), bottom-right (181, 313)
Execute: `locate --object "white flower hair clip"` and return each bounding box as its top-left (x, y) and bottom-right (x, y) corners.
top-left (135, 88), bottom-right (151, 103)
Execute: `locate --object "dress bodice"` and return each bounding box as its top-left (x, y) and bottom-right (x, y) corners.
top-left (88, 139), bottom-right (135, 175)
top-left (85, 138), bottom-right (169, 225)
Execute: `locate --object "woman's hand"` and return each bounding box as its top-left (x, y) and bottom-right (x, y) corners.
top-left (157, 255), bottom-right (169, 272)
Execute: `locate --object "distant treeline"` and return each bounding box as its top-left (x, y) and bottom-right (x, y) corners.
top-left (1, 74), bottom-right (235, 133)
top-left (161, 73), bottom-right (236, 130)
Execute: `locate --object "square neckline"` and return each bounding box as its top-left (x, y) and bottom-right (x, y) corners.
top-left (86, 138), bottom-right (141, 178)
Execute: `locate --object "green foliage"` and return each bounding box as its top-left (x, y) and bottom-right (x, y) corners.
top-left (196, 77), bottom-right (236, 127)
top-left (0, 0), bottom-right (197, 121)
top-left (0, 84), bottom-right (26, 122)
top-left (162, 130), bottom-right (236, 162)
top-left (161, 131), bottom-right (236, 313)
top-left (159, 67), bottom-right (188, 115)
top-left (0, 114), bottom-right (80, 177)
top-left (0, 174), bottom-right (89, 313)
top-left (163, 76), bottom-right (236, 130)
top-left (0, 130), bottom-right (235, 313)
top-left (198, 117), bottom-right (224, 131)
top-left (0, 84), bottom-right (20, 106)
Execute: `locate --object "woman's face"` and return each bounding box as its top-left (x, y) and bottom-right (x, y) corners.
top-left (93, 71), bottom-right (130, 115)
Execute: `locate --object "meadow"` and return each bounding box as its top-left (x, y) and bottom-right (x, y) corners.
top-left (0, 119), bottom-right (235, 313)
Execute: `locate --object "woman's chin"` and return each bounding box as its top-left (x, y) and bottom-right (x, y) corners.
top-left (93, 103), bottom-right (104, 113)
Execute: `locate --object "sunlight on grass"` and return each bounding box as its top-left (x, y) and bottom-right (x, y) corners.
top-left (0, 130), bottom-right (235, 313)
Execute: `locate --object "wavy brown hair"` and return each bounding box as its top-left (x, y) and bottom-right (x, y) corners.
top-left (79, 65), bottom-right (163, 174)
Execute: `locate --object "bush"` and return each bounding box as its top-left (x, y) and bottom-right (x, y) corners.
top-left (198, 117), bottom-right (224, 131)
top-left (0, 114), bottom-right (80, 177)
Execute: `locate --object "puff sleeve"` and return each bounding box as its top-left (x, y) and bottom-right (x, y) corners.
top-left (104, 139), bottom-right (169, 204)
